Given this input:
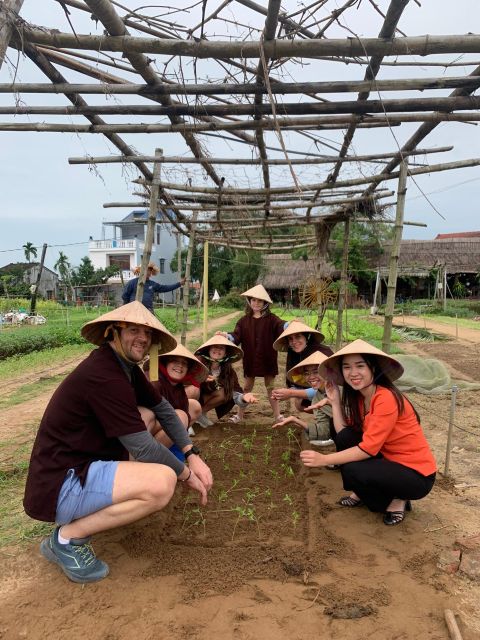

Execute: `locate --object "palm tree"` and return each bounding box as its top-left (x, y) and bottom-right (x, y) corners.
top-left (23, 242), bottom-right (37, 263)
top-left (54, 251), bottom-right (73, 302)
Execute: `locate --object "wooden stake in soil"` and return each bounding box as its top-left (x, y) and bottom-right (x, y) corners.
top-left (180, 212), bottom-right (197, 346)
top-left (335, 217), bottom-right (350, 350)
top-left (444, 609), bottom-right (464, 640)
top-left (203, 241), bottom-right (209, 342)
top-left (382, 159), bottom-right (408, 354)
top-left (136, 148), bottom-right (162, 304)
top-left (443, 385), bottom-right (458, 477)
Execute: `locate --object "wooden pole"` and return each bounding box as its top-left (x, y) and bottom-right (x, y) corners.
top-left (132, 156), bottom-right (480, 196)
top-left (0, 0), bottom-right (24, 70)
top-left (4, 75), bottom-right (480, 95)
top-left (382, 159), bottom-right (408, 354)
top-left (68, 146), bottom-right (452, 165)
top-left (136, 148), bottom-right (162, 306)
top-left (180, 212), bottom-right (197, 346)
top-left (4, 112), bottom-right (480, 134)
top-left (202, 241), bottom-right (209, 342)
top-left (175, 231), bottom-right (182, 321)
top-left (30, 243), bottom-right (47, 315)
top-left (15, 29), bottom-right (480, 59)
top-left (443, 609), bottom-right (463, 640)
top-left (335, 217), bottom-right (350, 350)
top-left (372, 269), bottom-right (381, 314)
top-left (6, 94), bottom-right (480, 117)
top-left (443, 386), bottom-right (458, 477)
top-left (443, 266), bottom-right (448, 312)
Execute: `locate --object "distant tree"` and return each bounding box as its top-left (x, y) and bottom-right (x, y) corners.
top-left (54, 251), bottom-right (74, 302)
top-left (71, 257), bottom-right (119, 286)
top-left (170, 244), bottom-right (262, 295)
top-left (22, 242), bottom-right (37, 263)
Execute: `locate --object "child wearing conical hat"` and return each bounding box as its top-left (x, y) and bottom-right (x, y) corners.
top-left (300, 339), bottom-right (437, 526)
top-left (194, 335), bottom-right (257, 427)
top-left (273, 351), bottom-right (334, 447)
top-left (271, 319), bottom-right (333, 412)
top-left (143, 344), bottom-right (208, 441)
top-left (217, 284), bottom-right (286, 422)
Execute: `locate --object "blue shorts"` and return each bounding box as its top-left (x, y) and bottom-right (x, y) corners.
top-left (55, 461), bottom-right (119, 526)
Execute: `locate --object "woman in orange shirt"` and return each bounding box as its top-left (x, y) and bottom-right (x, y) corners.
top-left (300, 339), bottom-right (437, 526)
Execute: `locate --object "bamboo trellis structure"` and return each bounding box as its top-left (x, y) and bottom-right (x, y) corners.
top-left (1, 0), bottom-right (480, 350)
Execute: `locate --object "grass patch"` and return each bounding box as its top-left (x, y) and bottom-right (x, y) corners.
top-left (0, 425), bottom-right (50, 548)
top-left (0, 343), bottom-right (92, 382)
top-left (0, 375), bottom-right (66, 409)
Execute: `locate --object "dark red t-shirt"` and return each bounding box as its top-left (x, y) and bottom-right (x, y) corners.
top-left (23, 344), bottom-right (161, 522)
top-left (230, 313), bottom-right (285, 377)
top-left (150, 370), bottom-right (190, 421)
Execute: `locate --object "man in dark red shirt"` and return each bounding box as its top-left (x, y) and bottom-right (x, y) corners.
top-left (24, 301), bottom-right (213, 584)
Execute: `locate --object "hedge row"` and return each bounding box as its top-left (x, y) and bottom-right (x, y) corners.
top-left (0, 326), bottom-right (86, 359)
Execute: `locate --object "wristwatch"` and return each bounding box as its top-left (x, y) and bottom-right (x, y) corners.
top-left (184, 445), bottom-right (201, 460)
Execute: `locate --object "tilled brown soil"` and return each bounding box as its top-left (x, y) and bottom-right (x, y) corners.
top-left (0, 318), bottom-right (479, 640)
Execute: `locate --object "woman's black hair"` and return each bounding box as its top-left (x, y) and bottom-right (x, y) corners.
top-left (340, 354), bottom-right (420, 430)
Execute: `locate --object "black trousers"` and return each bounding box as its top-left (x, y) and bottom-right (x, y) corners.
top-left (333, 427), bottom-right (436, 513)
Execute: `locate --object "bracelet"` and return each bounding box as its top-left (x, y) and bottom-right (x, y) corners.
top-left (180, 467), bottom-right (192, 482)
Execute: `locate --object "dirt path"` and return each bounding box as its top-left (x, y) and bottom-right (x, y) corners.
top-left (392, 314), bottom-right (480, 343)
top-left (1, 310), bottom-right (480, 640)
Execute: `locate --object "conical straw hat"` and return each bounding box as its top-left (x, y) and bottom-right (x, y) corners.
top-left (158, 343), bottom-right (209, 384)
top-left (81, 301), bottom-right (177, 353)
top-left (195, 334), bottom-right (243, 362)
top-left (318, 339), bottom-right (404, 385)
top-left (273, 318), bottom-right (325, 352)
top-left (133, 262), bottom-right (159, 276)
top-left (286, 351), bottom-right (330, 386)
top-left (240, 284), bottom-right (272, 304)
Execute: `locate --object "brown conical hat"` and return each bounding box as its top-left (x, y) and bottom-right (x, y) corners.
top-left (286, 350), bottom-right (330, 386)
top-left (194, 334), bottom-right (243, 362)
top-left (273, 318), bottom-right (325, 352)
top-left (158, 344), bottom-right (208, 384)
top-left (133, 262), bottom-right (159, 276)
top-left (318, 339), bottom-right (404, 385)
top-left (81, 301), bottom-right (177, 352)
top-left (240, 284), bottom-right (273, 304)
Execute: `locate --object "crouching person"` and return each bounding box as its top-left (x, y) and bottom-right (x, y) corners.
top-left (143, 343), bottom-right (208, 441)
top-left (273, 351), bottom-right (334, 447)
top-left (23, 302), bottom-right (213, 584)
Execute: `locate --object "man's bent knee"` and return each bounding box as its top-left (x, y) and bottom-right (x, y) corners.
top-left (148, 467), bottom-right (177, 508)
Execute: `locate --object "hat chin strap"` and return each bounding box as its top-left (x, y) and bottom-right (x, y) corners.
top-left (110, 326), bottom-right (141, 365)
top-left (247, 298), bottom-right (269, 314)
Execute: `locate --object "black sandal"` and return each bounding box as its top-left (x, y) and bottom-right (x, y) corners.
top-left (383, 500), bottom-right (412, 526)
top-left (338, 495), bottom-right (363, 508)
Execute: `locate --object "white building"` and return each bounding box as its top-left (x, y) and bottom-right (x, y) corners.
top-left (88, 210), bottom-right (181, 304)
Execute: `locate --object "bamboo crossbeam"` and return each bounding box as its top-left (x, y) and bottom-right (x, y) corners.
top-left (132, 156), bottom-right (480, 195)
top-left (325, 0), bottom-right (409, 194)
top-left (2, 111), bottom-right (478, 134)
top-left (67, 146), bottom-right (451, 166)
top-left (4, 75), bottom-right (480, 96)
top-left (5, 94), bottom-right (480, 117)
top-left (102, 193), bottom-right (392, 213)
top-left (82, 0), bottom-right (222, 189)
top-left (14, 29), bottom-right (480, 58)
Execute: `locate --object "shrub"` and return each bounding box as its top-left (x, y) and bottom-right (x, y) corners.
top-left (220, 290), bottom-right (245, 309)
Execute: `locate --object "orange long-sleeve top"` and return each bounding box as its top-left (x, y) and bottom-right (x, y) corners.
top-left (357, 386), bottom-right (437, 476)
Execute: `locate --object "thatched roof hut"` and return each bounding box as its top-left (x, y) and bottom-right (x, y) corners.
top-left (373, 237), bottom-right (480, 277)
top-left (262, 235), bottom-right (480, 291)
top-left (261, 255), bottom-right (337, 290)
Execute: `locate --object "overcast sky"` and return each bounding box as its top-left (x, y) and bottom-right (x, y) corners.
top-left (1, 1), bottom-right (479, 271)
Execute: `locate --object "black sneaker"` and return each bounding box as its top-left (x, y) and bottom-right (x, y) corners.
top-left (40, 527), bottom-right (109, 584)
